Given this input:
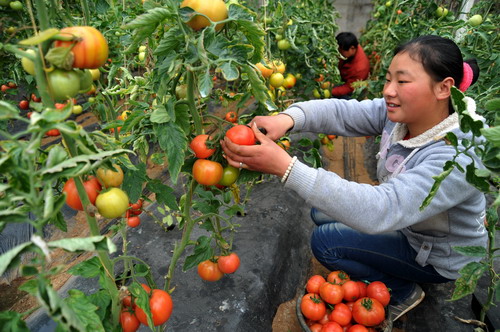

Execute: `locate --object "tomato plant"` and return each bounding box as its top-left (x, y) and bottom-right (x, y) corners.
top-left (352, 297), bottom-right (385, 327)
top-left (197, 259), bottom-right (224, 281)
top-left (192, 159), bottom-right (223, 186)
top-left (134, 287), bottom-right (173, 326)
top-left (63, 176), bottom-right (102, 211)
top-left (96, 164), bottom-right (124, 188)
top-left (300, 293), bottom-right (326, 321)
top-left (54, 26), bottom-right (109, 69)
top-left (217, 252), bottom-right (240, 274)
top-left (95, 188), bottom-right (129, 219)
top-left (225, 125), bottom-right (256, 145)
top-left (190, 134), bottom-right (216, 159)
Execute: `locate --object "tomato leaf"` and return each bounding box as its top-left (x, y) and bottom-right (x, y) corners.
top-left (0, 311), bottom-right (29, 332)
top-left (0, 100), bottom-right (21, 120)
top-left (18, 28), bottom-right (59, 45)
top-left (465, 162), bottom-right (490, 192)
top-left (146, 179), bottom-right (178, 210)
top-left (122, 162), bottom-right (148, 204)
top-left (481, 126), bottom-right (500, 147)
top-left (220, 61), bottom-right (239, 81)
top-left (48, 236), bottom-right (117, 254)
top-left (45, 47), bottom-right (74, 71)
top-left (68, 256), bottom-right (102, 278)
top-left (451, 261), bottom-right (487, 300)
top-left (154, 27), bottom-right (182, 57)
top-left (123, 7), bottom-right (174, 29)
top-left (87, 290), bottom-right (112, 322)
top-left (0, 242), bottom-right (34, 277)
top-left (183, 236), bottom-right (213, 271)
top-left (150, 103), bottom-right (171, 124)
top-left (154, 122), bottom-right (187, 184)
top-left (452, 246), bottom-right (487, 258)
top-left (64, 290), bottom-right (105, 332)
top-left (241, 64), bottom-right (276, 111)
top-left (198, 66), bottom-right (213, 98)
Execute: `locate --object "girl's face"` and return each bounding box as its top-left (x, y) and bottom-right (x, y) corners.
top-left (383, 52), bottom-right (444, 132)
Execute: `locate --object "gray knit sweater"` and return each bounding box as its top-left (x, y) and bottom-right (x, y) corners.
top-left (283, 97), bottom-right (488, 279)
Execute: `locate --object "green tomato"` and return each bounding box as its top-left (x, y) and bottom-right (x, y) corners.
top-left (78, 69), bottom-right (93, 93)
top-left (263, 17), bottom-right (272, 24)
top-left (468, 14), bottom-right (483, 27)
top-left (21, 49), bottom-right (36, 75)
top-left (138, 52), bottom-right (146, 61)
top-left (385, 1), bottom-right (392, 6)
top-left (435, 6), bottom-right (448, 18)
top-left (278, 39), bottom-right (291, 51)
top-left (10, 1), bottom-right (23, 10)
top-left (72, 105), bottom-right (83, 115)
top-left (138, 45), bottom-right (147, 52)
top-left (47, 69), bottom-right (81, 101)
top-left (95, 188), bottom-right (129, 219)
top-left (218, 166), bottom-right (240, 187)
top-left (175, 84), bottom-right (187, 99)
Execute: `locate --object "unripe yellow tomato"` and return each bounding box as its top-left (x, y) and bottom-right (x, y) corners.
top-left (22, 49), bottom-right (36, 75)
top-left (89, 69), bottom-right (101, 81)
top-left (95, 188), bottom-right (129, 218)
top-left (96, 164), bottom-right (124, 188)
top-left (180, 0), bottom-right (228, 32)
top-left (269, 73), bottom-right (284, 88)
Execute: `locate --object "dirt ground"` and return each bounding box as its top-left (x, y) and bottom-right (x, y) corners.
top-left (271, 136), bottom-right (388, 332)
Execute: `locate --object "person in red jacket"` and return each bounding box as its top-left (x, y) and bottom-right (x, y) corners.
top-left (332, 32), bottom-right (370, 98)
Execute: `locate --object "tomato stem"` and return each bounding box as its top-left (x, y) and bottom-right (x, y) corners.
top-left (186, 70), bottom-right (203, 135)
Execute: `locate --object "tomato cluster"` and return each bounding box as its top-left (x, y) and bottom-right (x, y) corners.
top-left (126, 199), bottom-right (144, 228)
top-left (197, 253), bottom-right (241, 281)
top-left (300, 271), bottom-right (390, 332)
top-left (120, 283), bottom-right (173, 331)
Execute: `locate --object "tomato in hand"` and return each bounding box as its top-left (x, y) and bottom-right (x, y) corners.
top-left (218, 165), bottom-right (239, 187)
top-left (120, 310), bottom-right (140, 332)
top-left (352, 297), bottom-right (385, 327)
top-left (225, 111), bottom-right (238, 123)
top-left (300, 293), bottom-right (326, 321)
top-left (342, 280), bottom-right (361, 302)
top-left (225, 124), bottom-right (256, 145)
top-left (190, 134), bottom-right (216, 159)
top-left (306, 274), bottom-right (326, 294)
top-left (127, 216), bottom-right (141, 228)
top-left (192, 159), bottom-right (223, 186)
top-left (327, 270), bottom-right (350, 285)
top-left (366, 281), bottom-right (390, 306)
top-left (217, 252), bottom-right (240, 274)
top-left (95, 188), bottom-right (129, 218)
top-left (135, 288), bottom-right (173, 326)
top-left (54, 26), bottom-right (109, 69)
top-left (319, 282), bottom-right (344, 305)
top-left (63, 176), bottom-right (102, 210)
top-left (328, 302), bottom-right (352, 326)
top-left (96, 163), bottom-right (124, 188)
top-left (197, 259), bottom-right (224, 281)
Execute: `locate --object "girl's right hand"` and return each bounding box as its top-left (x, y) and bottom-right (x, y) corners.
top-left (249, 114), bottom-right (294, 141)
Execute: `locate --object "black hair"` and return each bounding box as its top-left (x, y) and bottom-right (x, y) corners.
top-left (394, 35), bottom-right (480, 89)
top-left (336, 32), bottom-right (359, 51)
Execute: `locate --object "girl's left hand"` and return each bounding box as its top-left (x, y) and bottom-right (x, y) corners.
top-left (221, 123), bottom-right (292, 177)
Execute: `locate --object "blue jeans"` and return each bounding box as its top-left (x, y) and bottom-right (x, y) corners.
top-left (310, 208), bottom-right (451, 304)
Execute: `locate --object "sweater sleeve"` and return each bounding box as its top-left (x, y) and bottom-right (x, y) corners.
top-left (283, 98), bottom-right (387, 137)
top-left (331, 82), bottom-right (354, 97)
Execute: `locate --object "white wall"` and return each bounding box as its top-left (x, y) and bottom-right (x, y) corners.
top-left (332, 0), bottom-right (374, 37)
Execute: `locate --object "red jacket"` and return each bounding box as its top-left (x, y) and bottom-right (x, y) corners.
top-left (331, 45), bottom-right (370, 97)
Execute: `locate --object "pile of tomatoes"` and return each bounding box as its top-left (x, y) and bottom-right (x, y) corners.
top-left (300, 271), bottom-right (391, 332)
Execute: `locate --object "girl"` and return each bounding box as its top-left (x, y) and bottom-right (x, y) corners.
top-left (221, 35), bottom-right (487, 321)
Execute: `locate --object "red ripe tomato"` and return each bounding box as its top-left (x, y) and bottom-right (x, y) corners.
top-left (351, 297), bottom-right (385, 327)
top-left (327, 270), bottom-right (350, 285)
top-left (120, 310), bottom-right (140, 332)
top-left (31, 93), bottom-right (42, 102)
top-left (127, 216), bottom-right (141, 228)
top-left (130, 199), bottom-right (143, 211)
top-left (54, 26), bottom-right (109, 69)
top-left (225, 111), bottom-right (237, 123)
top-left (19, 100), bottom-right (29, 110)
top-left (45, 129), bottom-right (61, 136)
top-left (192, 159), bottom-right (223, 186)
top-left (342, 280), bottom-right (361, 302)
top-left (63, 176), bottom-right (102, 210)
top-left (135, 288), bottom-right (173, 326)
top-left (197, 259), bottom-right (224, 281)
top-left (319, 282), bottom-right (344, 305)
top-left (348, 325), bottom-right (369, 332)
top-left (122, 295), bottom-right (133, 307)
top-left (328, 302), bottom-right (352, 326)
top-left (356, 281), bottom-right (368, 298)
top-left (217, 252), bottom-right (240, 274)
top-left (306, 274), bottom-right (326, 294)
top-left (366, 281), bottom-right (390, 307)
top-left (1, 84), bottom-right (10, 92)
top-left (321, 321), bottom-right (343, 332)
top-left (190, 134), bottom-right (215, 158)
top-left (309, 323), bottom-right (323, 332)
top-left (300, 293), bottom-right (326, 321)
top-left (225, 124), bottom-right (256, 145)
top-left (318, 312), bottom-right (330, 325)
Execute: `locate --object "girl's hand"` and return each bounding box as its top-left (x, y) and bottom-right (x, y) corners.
top-left (249, 114), bottom-right (294, 141)
top-left (221, 123), bottom-right (292, 177)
